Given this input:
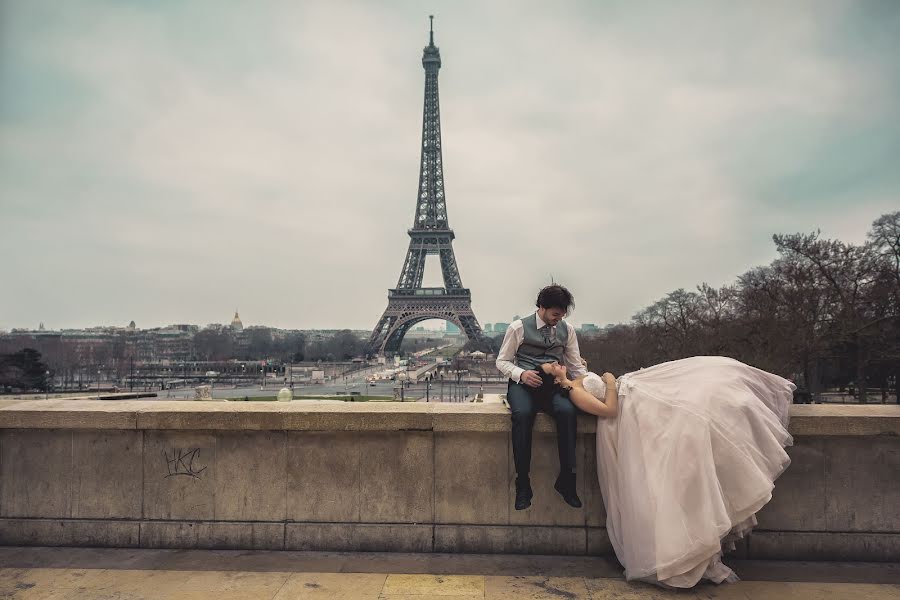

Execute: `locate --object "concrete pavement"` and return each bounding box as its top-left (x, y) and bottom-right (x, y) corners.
top-left (1, 547), bottom-right (899, 599)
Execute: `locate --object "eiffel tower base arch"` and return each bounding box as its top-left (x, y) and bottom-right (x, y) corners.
top-left (368, 293), bottom-right (482, 356)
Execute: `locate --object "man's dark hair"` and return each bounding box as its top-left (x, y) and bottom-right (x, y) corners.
top-left (535, 284), bottom-right (574, 312)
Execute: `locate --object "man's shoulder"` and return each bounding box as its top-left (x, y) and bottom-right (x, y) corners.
top-left (506, 319), bottom-right (524, 330)
top-left (518, 313), bottom-right (538, 327)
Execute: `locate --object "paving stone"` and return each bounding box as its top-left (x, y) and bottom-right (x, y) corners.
top-left (273, 572), bottom-right (387, 599)
top-left (484, 575), bottom-right (590, 599)
top-left (381, 574), bottom-right (484, 596)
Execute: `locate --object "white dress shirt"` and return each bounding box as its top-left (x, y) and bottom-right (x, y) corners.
top-left (495, 312), bottom-right (588, 383)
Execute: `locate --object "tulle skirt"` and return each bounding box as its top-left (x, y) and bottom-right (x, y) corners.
top-left (595, 356), bottom-right (794, 588)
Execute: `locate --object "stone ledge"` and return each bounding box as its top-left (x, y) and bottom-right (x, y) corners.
top-left (748, 531), bottom-right (900, 562)
top-left (4, 518), bottom-right (895, 561)
top-left (0, 519), bottom-right (596, 555)
top-left (0, 519), bottom-right (140, 547)
top-left (787, 405), bottom-right (900, 436)
top-left (0, 400), bottom-right (897, 435)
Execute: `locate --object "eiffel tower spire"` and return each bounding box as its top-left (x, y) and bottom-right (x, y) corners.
top-left (368, 18), bottom-right (484, 355)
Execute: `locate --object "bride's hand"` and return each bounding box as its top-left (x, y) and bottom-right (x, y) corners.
top-left (601, 372), bottom-right (616, 386)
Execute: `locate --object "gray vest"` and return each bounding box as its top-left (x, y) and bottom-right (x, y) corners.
top-left (514, 313), bottom-right (569, 372)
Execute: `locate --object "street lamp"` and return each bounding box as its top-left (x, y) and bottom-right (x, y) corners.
top-left (45, 370), bottom-right (50, 400)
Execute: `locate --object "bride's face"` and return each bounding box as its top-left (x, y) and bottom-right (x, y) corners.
top-left (546, 362), bottom-right (566, 378)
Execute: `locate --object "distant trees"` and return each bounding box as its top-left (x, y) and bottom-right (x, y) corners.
top-left (400, 336), bottom-right (440, 354)
top-left (463, 334), bottom-right (502, 354)
top-left (245, 328), bottom-right (274, 360)
top-left (194, 329), bottom-right (235, 361)
top-left (182, 327), bottom-right (364, 363)
top-left (276, 331), bottom-right (308, 363)
top-left (303, 330), bottom-right (365, 362)
top-left (0, 348), bottom-right (49, 392)
top-left (581, 212), bottom-right (900, 402)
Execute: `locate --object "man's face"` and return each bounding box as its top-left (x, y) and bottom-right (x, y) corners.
top-left (538, 306), bottom-right (566, 326)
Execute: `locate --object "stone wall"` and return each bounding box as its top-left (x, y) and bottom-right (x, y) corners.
top-left (0, 400), bottom-right (897, 561)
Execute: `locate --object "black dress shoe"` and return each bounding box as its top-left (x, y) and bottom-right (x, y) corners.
top-left (515, 477), bottom-right (533, 510)
top-left (554, 473), bottom-right (582, 508)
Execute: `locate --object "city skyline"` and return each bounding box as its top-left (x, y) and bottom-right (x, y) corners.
top-left (0, 313), bottom-right (604, 335)
top-left (2, 2), bottom-right (898, 331)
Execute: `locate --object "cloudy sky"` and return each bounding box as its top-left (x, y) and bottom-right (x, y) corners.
top-left (1, 1), bottom-right (898, 332)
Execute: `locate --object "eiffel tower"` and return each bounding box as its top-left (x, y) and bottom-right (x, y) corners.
top-left (368, 17), bottom-right (484, 356)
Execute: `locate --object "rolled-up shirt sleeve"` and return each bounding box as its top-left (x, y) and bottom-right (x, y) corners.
top-left (495, 321), bottom-right (525, 383)
top-left (563, 323), bottom-right (588, 379)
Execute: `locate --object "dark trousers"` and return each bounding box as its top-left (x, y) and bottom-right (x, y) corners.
top-left (507, 372), bottom-right (578, 478)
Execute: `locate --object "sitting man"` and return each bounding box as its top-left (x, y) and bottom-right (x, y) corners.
top-left (496, 284), bottom-right (587, 510)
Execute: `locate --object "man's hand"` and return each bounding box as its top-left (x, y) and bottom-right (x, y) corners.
top-left (601, 372), bottom-right (616, 386)
top-left (520, 370), bottom-right (543, 388)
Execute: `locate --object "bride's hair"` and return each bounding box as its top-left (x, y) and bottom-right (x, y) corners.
top-left (583, 372), bottom-right (607, 398)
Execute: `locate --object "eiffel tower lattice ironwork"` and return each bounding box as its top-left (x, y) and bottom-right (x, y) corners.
top-left (368, 17), bottom-right (484, 355)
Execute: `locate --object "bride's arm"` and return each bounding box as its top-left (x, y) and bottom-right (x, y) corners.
top-left (559, 373), bottom-right (619, 418)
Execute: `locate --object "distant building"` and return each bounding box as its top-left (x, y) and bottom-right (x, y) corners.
top-left (483, 323), bottom-right (493, 333)
top-left (446, 322), bottom-right (460, 334)
top-left (230, 311), bottom-right (244, 332)
top-left (494, 322), bottom-right (510, 334)
top-left (406, 328), bottom-right (441, 339)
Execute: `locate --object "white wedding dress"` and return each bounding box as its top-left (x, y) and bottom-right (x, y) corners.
top-left (583, 356), bottom-right (794, 588)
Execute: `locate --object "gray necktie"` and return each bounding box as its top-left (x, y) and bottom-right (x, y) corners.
top-left (540, 324), bottom-right (555, 345)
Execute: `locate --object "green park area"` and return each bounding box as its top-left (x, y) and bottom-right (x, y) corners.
top-left (433, 344), bottom-right (464, 359)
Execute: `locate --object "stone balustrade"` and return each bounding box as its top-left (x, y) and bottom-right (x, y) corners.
top-left (0, 400), bottom-right (897, 561)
